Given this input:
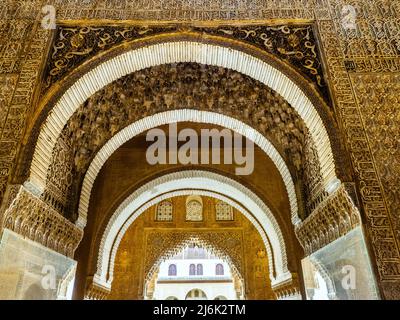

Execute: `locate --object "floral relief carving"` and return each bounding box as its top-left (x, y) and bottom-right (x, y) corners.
top-left (301, 134), bottom-right (326, 217)
top-left (330, 0), bottom-right (399, 57)
top-left (351, 73), bottom-right (400, 251)
top-left (43, 132), bottom-right (75, 216)
top-left (0, 23), bottom-right (49, 206)
top-left (316, 2), bottom-right (400, 298)
top-left (295, 184), bottom-right (361, 255)
top-left (0, 75), bottom-right (18, 133)
top-left (196, 25), bottom-right (330, 101)
top-left (330, 0), bottom-right (400, 73)
top-left (43, 25), bottom-right (178, 90)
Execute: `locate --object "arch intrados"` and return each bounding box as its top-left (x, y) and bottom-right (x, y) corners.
top-left (78, 110), bottom-right (299, 228)
top-left (28, 33), bottom-right (333, 132)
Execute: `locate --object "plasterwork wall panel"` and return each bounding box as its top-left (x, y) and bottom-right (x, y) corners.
top-left (0, 5), bottom-right (50, 204)
top-left (315, 0), bottom-right (400, 298)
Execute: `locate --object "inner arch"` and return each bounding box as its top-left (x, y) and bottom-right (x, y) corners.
top-left (95, 170), bottom-right (291, 289)
top-left (79, 110), bottom-right (298, 229)
top-left (100, 189), bottom-right (275, 289)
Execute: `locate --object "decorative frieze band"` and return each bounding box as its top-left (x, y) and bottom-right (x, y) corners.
top-left (85, 277), bottom-right (111, 300)
top-left (295, 184), bottom-right (361, 255)
top-left (272, 273), bottom-right (302, 300)
top-left (344, 58), bottom-right (400, 73)
top-left (0, 24), bottom-right (50, 205)
top-left (1, 185), bottom-right (83, 258)
top-left (317, 13), bottom-right (400, 297)
top-left (43, 24), bottom-right (329, 102)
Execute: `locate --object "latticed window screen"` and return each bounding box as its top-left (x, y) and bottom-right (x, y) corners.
top-left (186, 200), bottom-right (203, 221)
top-left (215, 201), bottom-right (234, 221)
top-left (156, 201), bottom-right (173, 221)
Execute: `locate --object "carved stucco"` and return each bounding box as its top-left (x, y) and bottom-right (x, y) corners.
top-left (351, 73), bottom-right (400, 279)
top-left (41, 24), bottom-right (329, 102)
top-left (0, 0), bottom-right (399, 299)
top-left (0, 17), bottom-right (49, 205)
top-left (315, 0), bottom-right (400, 299)
top-left (193, 25), bottom-right (330, 101)
top-left (43, 132), bottom-right (74, 214)
top-left (48, 63), bottom-right (319, 221)
top-left (295, 183), bottom-right (361, 256)
top-left (0, 185), bottom-right (83, 258)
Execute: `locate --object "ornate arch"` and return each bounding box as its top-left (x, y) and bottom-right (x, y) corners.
top-left (78, 110), bottom-right (298, 228)
top-left (105, 189), bottom-right (275, 283)
top-left (143, 235), bottom-right (244, 285)
top-left (25, 38), bottom-right (340, 216)
top-left (94, 170), bottom-right (291, 290)
top-left (142, 236), bottom-right (246, 300)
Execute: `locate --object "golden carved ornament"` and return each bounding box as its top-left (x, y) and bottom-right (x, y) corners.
top-left (43, 24), bottom-right (329, 103)
top-left (85, 276), bottom-right (111, 300)
top-left (295, 184), bottom-right (361, 255)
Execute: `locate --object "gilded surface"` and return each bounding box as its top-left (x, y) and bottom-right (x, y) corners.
top-left (195, 25), bottom-right (329, 100)
top-left (0, 20), bottom-right (49, 204)
top-left (0, 0), bottom-right (399, 299)
top-left (42, 23), bottom-right (329, 101)
top-left (43, 25), bottom-right (178, 89)
top-left (352, 73), bottom-right (400, 265)
top-left (314, 1), bottom-right (400, 298)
